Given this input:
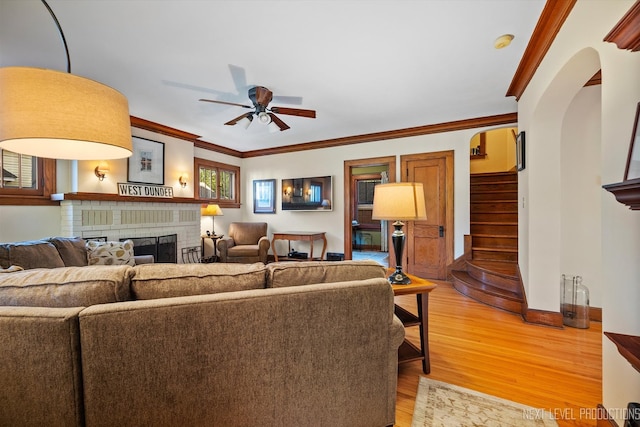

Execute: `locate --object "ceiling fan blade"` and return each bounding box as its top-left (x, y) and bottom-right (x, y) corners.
top-left (269, 106), bottom-right (316, 118)
top-left (228, 64), bottom-right (248, 93)
top-left (224, 113), bottom-right (252, 126)
top-left (199, 98), bottom-right (253, 109)
top-left (268, 113), bottom-right (290, 131)
top-left (272, 95), bottom-right (303, 105)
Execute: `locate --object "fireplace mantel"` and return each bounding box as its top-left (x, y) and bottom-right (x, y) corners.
top-left (52, 192), bottom-right (204, 204)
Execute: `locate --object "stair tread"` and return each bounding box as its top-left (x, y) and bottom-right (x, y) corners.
top-left (472, 233), bottom-right (517, 238)
top-left (471, 181), bottom-right (518, 185)
top-left (471, 199), bottom-right (518, 205)
top-left (472, 246), bottom-right (518, 252)
top-left (450, 270), bottom-right (523, 301)
top-left (467, 260), bottom-right (519, 277)
top-left (471, 221), bottom-right (518, 225)
top-left (472, 189), bottom-right (517, 193)
top-left (470, 172), bottom-right (518, 178)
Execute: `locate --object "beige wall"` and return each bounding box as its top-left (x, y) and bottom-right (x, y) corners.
top-left (516, 0), bottom-right (640, 422)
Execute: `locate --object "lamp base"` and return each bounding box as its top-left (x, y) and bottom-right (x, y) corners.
top-left (389, 220), bottom-right (412, 285)
top-left (388, 268), bottom-right (411, 285)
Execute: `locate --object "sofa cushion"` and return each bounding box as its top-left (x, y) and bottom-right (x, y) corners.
top-left (0, 240), bottom-right (65, 270)
top-left (266, 260), bottom-right (387, 288)
top-left (0, 265), bottom-right (133, 307)
top-left (48, 237), bottom-right (88, 267)
top-left (0, 306), bottom-right (84, 426)
top-left (86, 239), bottom-right (135, 266)
top-left (131, 262), bottom-right (267, 300)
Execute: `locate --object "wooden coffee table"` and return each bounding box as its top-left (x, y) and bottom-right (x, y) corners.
top-left (389, 269), bottom-right (437, 374)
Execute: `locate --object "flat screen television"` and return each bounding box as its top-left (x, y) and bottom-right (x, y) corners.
top-left (281, 175), bottom-right (332, 211)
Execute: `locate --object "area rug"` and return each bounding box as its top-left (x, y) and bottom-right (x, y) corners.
top-left (411, 377), bottom-right (558, 426)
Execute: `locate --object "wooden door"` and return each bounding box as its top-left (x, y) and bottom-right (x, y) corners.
top-left (402, 151), bottom-right (454, 279)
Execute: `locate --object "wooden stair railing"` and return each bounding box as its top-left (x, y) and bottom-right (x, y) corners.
top-left (450, 171), bottom-right (526, 315)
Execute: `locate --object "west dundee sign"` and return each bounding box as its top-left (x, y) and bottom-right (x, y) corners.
top-left (118, 182), bottom-right (174, 198)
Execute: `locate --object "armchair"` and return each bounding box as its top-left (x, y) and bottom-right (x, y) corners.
top-left (217, 222), bottom-right (270, 264)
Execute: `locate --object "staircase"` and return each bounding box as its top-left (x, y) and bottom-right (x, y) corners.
top-left (450, 172), bottom-right (526, 315)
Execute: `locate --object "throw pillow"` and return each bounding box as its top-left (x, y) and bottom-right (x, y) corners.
top-left (86, 239), bottom-right (135, 266)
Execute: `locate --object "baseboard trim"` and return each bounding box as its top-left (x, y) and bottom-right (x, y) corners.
top-left (596, 404), bottom-right (619, 427)
top-left (523, 308), bottom-right (564, 328)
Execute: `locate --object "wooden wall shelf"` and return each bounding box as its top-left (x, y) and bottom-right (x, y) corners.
top-left (602, 179), bottom-right (640, 210)
top-left (604, 332), bottom-right (640, 374)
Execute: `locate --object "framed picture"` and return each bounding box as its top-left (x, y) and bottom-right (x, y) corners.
top-left (516, 131), bottom-right (526, 171)
top-left (128, 137), bottom-right (165, 185)
top-left (624, 102), bottom-right (640, 181)
top-left (253, 179), bottom-right (276, 214)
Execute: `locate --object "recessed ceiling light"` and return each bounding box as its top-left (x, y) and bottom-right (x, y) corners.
top-left (494, 34), bottom-right (514, 49)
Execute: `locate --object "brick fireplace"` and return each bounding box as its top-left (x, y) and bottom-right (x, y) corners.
top-left (59, 199), bottom-right (201, 263)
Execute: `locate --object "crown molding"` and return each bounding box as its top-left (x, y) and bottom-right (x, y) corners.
top-left (241, 113), bottom-right (517, 158)
top-left (604, 0), bottom-right (640, 52)
top-left (130, 116), bottom-right (243, 158)
top-left (129, 113), bottom-right (516, 159)
top-left (506, 0), bottom-right (577, 100)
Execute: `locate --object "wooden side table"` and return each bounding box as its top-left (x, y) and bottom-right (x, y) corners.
top-left (271, 231), bottom-right (327, 262)
top-left (390, 269), bottom-right (437, 374)
top-left (201, 235), bottom-right (223, 263)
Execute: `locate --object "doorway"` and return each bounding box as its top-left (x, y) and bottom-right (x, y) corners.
top-left (343, 156), bottom-right (396, 261)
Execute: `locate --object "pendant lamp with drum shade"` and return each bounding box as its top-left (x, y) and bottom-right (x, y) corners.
top-left (0, 0), bottom-right (132, 161)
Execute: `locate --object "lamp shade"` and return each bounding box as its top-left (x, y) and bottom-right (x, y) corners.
top-left (0, 66), bottom-right (132, 160)
top-left (201, 204), bottom-right (224, 216)
top-left (372, 182), bottom-right (427, 221)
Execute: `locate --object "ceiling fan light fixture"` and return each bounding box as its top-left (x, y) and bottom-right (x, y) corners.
top-left (237, 114), bottom-right (253, 129)
top-left (257, 112), bottom-right (271, 125)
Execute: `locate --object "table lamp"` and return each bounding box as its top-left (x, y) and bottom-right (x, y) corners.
top-left (372, 182), bottom-right (427, 284)
top-left (200, 204), bottom-right (224, 236)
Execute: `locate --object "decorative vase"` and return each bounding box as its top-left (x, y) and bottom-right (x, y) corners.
top-left (561, 274), bottom-right (590, 329)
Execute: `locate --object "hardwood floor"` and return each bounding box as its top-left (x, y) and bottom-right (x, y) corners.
top-left (394, 281), bottom-right (602, 427)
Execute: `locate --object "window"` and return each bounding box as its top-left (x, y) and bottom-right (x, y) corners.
top-left (0, 149), bottom-right (56, 203)
top-left (195, 158), bottom-right (240, 208)
top-left (357, 179), bottom-right (380, 205)
top-left (1, 150), bottom-right (36, 190)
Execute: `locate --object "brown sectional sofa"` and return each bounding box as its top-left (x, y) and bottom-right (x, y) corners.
top-left (0, 260), bottom-right (404, 427)
top-left (0, 237), bottom-right (153, 270)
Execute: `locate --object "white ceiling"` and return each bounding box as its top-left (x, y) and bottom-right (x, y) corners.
top-left (0, 0), bottom-right (545, 153)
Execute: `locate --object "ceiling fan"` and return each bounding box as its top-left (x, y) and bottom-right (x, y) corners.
top-left (199, 86), bottom-right (316, 132)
